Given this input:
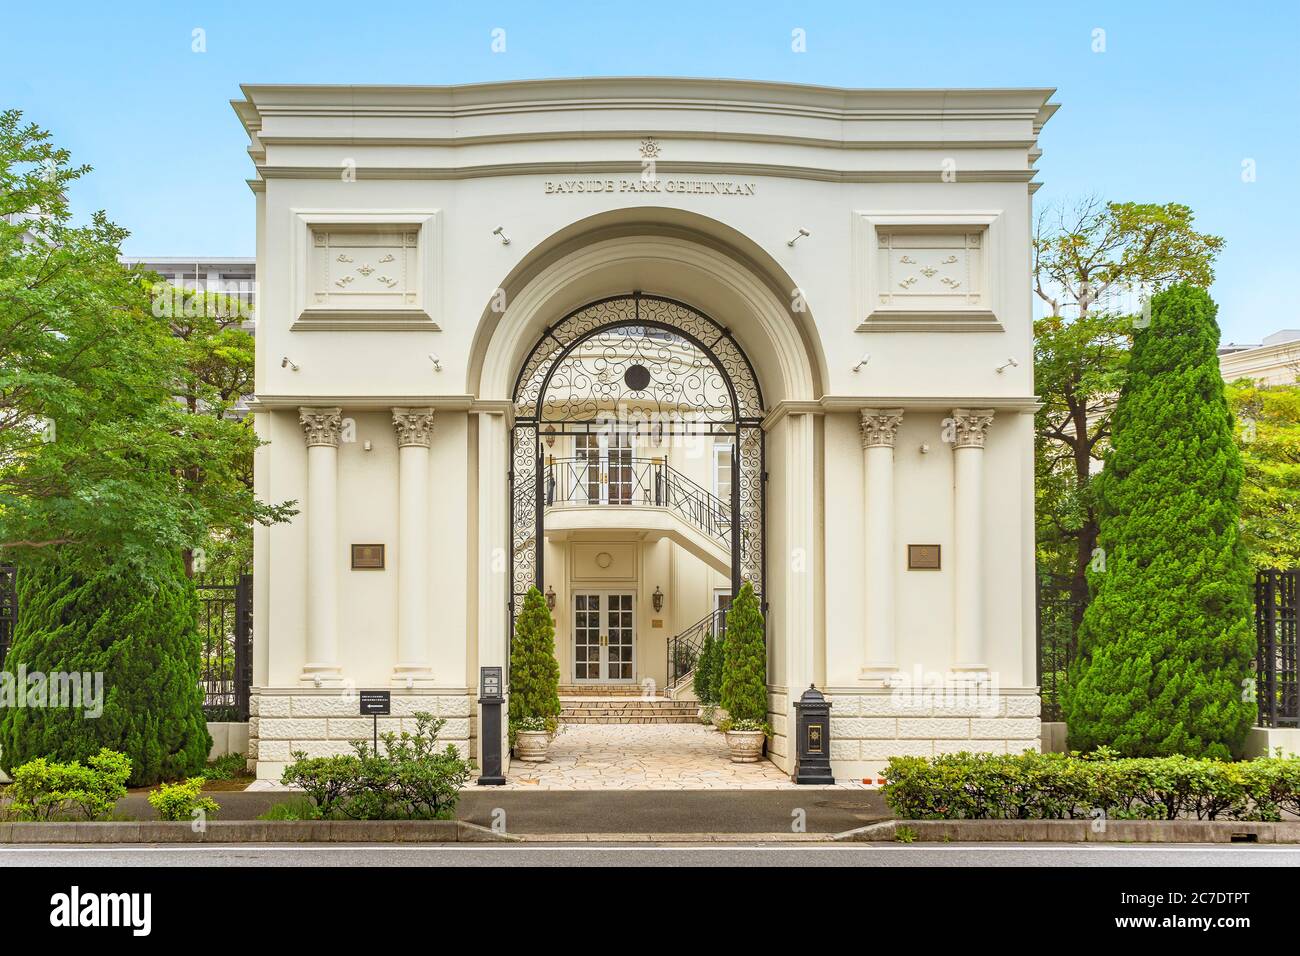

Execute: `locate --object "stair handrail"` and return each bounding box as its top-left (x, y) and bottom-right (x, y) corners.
top-left (665, 607), bottom-right (727, 693)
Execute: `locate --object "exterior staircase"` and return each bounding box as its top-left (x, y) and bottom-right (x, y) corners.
top-left (559, 686), bottom-right (699, 724)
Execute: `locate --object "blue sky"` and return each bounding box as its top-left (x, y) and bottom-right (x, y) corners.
top-left (3, 0), bottom-right (1295, 343)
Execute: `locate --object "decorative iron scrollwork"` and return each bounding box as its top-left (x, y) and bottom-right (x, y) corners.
top-left (510, 294), bottom-right (766, 620)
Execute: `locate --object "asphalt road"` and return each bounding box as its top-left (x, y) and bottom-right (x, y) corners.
top-left (3, 843), bottom-right (1299, 866)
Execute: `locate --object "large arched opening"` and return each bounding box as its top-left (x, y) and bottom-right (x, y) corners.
top-left (510, 293), bottom-right (765, 686)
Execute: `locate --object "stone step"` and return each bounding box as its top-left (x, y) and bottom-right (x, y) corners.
top-left (558, 685), bottom-right (646, 696)
top-left (558, 695), bottom-right (701, 724)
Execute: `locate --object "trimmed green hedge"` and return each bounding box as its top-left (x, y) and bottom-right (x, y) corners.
top-left (883, 751), bottom-right (1300, 822)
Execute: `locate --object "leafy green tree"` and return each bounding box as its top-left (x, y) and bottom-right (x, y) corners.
top-left (0, 110), bottom-right (292, 574)
top-left (1033, 198), bottom-right (1224, 612)
top-left (508, 587), bottom-right (561, 736)
top-left (0, 556), bottom-right (211, 785)
top-left (151, 281), bottom-right (261, 576)
top-left (1065, 285), bottom-right (1255, 759)
top-left (1225, 379), bottom-right (1300, 570)
top-left (720, 582), bottom-right (767, 725)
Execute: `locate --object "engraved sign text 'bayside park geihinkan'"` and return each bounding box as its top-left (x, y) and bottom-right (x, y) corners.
top-left (544, 178), bottom-right (756, 196)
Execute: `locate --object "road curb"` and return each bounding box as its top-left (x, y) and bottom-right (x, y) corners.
top-left (514, 831), bottom-right (831, 843)
top-left (0, 820), bottom-right (516, 844)
top-left (832, 819), bottom-right (1300, 843)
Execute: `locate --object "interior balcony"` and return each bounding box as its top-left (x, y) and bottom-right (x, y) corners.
top-left (539, 456), bottom-right (732, 576)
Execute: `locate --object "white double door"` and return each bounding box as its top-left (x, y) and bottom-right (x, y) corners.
top-left (572, 591), bottom-right (635, 682)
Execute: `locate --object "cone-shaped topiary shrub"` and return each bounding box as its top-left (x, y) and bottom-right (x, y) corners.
top-left (508, 586), bottom-right (561, 738)
top-left (694, 629), bottom-right (722, 706)
top-left (0, 556), bottom-right (211, 786)
top-left (720, 582), bottom-right (768, 726)
top-left (1064, 284), bottom-right (1256, 759)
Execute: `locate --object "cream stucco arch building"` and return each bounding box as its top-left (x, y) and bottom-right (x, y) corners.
top-left (238, 78), bottom-right (1056, 781)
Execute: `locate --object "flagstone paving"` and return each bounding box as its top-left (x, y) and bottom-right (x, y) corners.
top-left (501, 723), bottom-right (866, 790)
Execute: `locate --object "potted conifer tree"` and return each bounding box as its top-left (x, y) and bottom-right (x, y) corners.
top-left (718, 582), bottom-right (771, 762)
top-left (508, 586), bottom-right (562, 762)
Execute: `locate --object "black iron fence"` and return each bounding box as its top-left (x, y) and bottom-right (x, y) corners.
top-left (0, 564), bottom-right (16, 670)
top-left (1256, 569), bottom-right (1299, 728)
top-left (194, 572), bottom-right (254, 721)
top-left (1036, 572), bottom-right (1081, 723)
top-left (0, 564), bottom-right (252, 721)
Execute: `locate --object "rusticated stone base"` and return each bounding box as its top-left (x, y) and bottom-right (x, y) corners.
top-left (249, 688), bottom-right (474, 780)
top-left (824, 689), bottom-right (1042, 782)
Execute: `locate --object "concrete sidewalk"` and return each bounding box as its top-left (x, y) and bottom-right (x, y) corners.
top-left (113, 788), bottom-right (890, 835)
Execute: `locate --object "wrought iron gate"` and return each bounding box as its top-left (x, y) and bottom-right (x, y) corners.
top-left (509, 294), bottom-right (766, 629)
top-left (195, 572), bottom-right (254, 721)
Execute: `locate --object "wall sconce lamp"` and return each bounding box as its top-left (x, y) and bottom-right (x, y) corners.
top-left (492, 225), bottom-right (511, 245)
top-left (851, 353), bottom-right (871, 374)
top-left (652, 585), bottom-right (664, 613)
top-left (787, 227), bottom-right (810, 247)
top-left (995, 357), bottom-right (1019, 374)
top-left (545, 585), bottom-right (556, 610)
top-left (280, 356), bottom-right (300, 371)
top-left (543, 424), bottom-right (557, 448)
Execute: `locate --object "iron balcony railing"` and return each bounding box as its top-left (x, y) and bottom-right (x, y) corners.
top-left (666, 607), bottom-right (727, 693)
top-left (544, 456), bottom-right (731, 549)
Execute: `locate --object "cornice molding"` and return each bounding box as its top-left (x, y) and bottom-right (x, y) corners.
top-left (762, 395), bottom-right (1040, 429)
top-left (255, 394), bottom-right (475, 412)
top-left (255, 131), bottom-right (1039, 151)
top-left (253, 162), bottom-right (1037, 185)
top-left (234, 78), bottom-right (1057, 127)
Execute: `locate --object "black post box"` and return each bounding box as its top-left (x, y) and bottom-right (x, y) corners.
top-left (793, 684), bottom-right (835, 785)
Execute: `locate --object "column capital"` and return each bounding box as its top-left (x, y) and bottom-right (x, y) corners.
top-left (859, 408), bottom-right (905, 448)
top-left (951, 408), bottom-right (995, 449)
top-left (298, 407), bottom-right (343, 447)
top-left (392, 407), bottom-right (436, 448)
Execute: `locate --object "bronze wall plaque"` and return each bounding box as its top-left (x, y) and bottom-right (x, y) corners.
top-left (351, 543), bottom-right (385, 569)
top-left (908, 544), bottom-right (941, 570)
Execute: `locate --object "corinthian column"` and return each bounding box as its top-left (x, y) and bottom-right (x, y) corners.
top-left (392, 407), bottom-right (436, 685)
top-left (299, 407), bottom-right (343, 684)
top-left (860, 408), bottom-right (904, 682)
top-left (951, 408), bottom-right (995, 672)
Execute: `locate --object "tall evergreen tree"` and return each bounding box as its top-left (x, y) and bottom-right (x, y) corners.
top-left (720, 582), bottom-right (767, 725)
top-left (508, 587), bottom-right (561, 734)
top-left (1065, 285), bottom-right (1255, 759)
top-left (0, 556), bottom-right (211, 785)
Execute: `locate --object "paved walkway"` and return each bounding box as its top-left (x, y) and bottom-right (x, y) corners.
top-left (502, 723), bottom-right (863, 790)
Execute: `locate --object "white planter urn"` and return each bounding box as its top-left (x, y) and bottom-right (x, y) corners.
top-left (514, 730), bottom-right (551, 762)
top-left (724, 729), bottom-right (765, 763)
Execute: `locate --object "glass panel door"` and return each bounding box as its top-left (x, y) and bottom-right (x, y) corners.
top-left (576, 430), bottom-right (633, 505)
top-left (571, 591), bottom-right (636, 682)
top-left (605, 593), bottom-right (635, 681)
top-left (573, 592), bottom-right (602, 681)
top-left (606, 430), bottom-right (633, 504)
